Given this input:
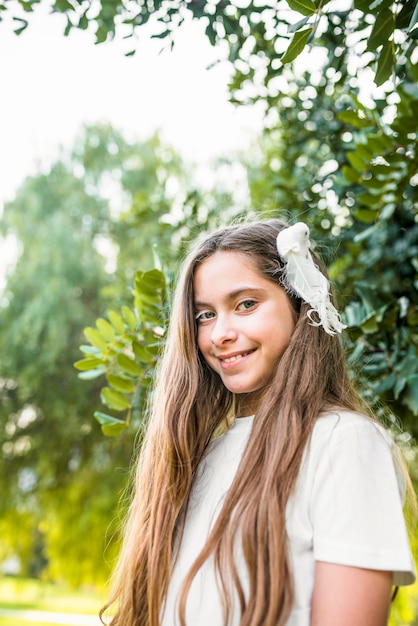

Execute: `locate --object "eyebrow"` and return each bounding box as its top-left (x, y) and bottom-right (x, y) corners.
top-left (194, 287), bottom-right (268, 308)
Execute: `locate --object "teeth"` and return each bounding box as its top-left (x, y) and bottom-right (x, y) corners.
top-left (223, 353), bottom-right (247, 363)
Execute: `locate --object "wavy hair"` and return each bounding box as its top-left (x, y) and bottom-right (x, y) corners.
top-left (102, 218), bottom-right (362, 626)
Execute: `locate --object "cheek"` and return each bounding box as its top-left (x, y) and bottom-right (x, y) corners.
top-left (197, 327), bottom-right (210, 357)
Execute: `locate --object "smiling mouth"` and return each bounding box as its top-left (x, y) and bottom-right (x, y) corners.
top-left (220, 350), bottom-right (254, 363)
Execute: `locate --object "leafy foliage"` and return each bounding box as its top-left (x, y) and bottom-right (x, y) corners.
top-left (2, 0), bottom-right (417, 93)
top-left (75, 268), bottom-right (168, 435)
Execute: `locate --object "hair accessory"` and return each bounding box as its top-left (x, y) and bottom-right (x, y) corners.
top-left (276, 222), bottom-right (346, 335)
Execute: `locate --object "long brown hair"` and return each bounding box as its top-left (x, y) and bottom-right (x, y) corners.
top-left (102, 218), bottom-right (361, 626)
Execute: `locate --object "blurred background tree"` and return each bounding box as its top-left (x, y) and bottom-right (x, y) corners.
top-left (0, 123), bottom-right (244, 585)
top-left (0, 0), bottom-right (417, 621)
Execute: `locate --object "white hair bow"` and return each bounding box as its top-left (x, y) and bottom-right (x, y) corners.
top-left (276, 222), bottom-right (346, 336)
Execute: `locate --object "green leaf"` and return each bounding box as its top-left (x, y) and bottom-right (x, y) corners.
top-left (281, 28), bottom-right (313, 64)
top-left (77, 367), bottom-right (106, 380)
top-left (151, 29), bottom-right (171, 39)
top-left (84, 326), bottom-right (108, 352)
top-left (338, 110), bottom-right (371, 128)
top-left (108, 310), bottom-right (125, 335)
top-left (407, 0), bottom-right (418, 36)
top-left (347, 151), bottom-right (366, 172)
top-left (107, 373), bottom-right (135, 393)
top-left (367, 8), bottom-right (394, 51)
top-left (74, 357), bottom-right (104, 371)
top-left (341, 165), bottom-right (359, 184)
top-left (375, 41), bottom-right (394, 87)
top-left (354, 0), bottom-right (373, 10)
top-left (286, 0), bottom-right (317, 16)
top-left (288, 16), bottom-right (310, 33)
top-left (403, 375), bottom-right (418, 414)
top-left (102, 422), bottom-right (127, 436)
top-left (100, 387), bottom-right (131, 411)
top-left (132, 340), bottom-right (155, 364)
top-left (94, 411), bottom-right (127, 436)
top-left (96, 318), bottom-right (115, 342)
top-left (79, 344), bottom-right (101, 356)
top-left (12, 16), bottom-right (28, 35)
top-left (357, 193), bottom-right (380, 207)
top-left (355, 209), bottom-right (377, 223)
top-left (117, 353), bottom-right (143, 377)
top-left (121, 306), bottom-right (137, 331)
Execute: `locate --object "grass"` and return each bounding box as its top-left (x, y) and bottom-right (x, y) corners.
top-left (0, 576), bottom-right (105, 622)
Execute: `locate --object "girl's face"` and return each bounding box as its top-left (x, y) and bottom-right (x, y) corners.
top-left (194, 250), bottom-right (296, 414)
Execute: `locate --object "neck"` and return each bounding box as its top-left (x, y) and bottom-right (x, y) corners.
top-left (236, 391), bottom-right (262, 417)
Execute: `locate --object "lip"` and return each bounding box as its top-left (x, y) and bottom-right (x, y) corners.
top-left (217, 349), bottom-right (256, 369)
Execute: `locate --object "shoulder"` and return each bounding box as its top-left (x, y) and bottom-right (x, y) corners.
top-left (305, 409), bottom-right (406, 502)
top-left (310, 409), bottom-right (392, 451)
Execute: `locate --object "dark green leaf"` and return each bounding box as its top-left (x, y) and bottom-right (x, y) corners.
top-left (375, 41), bottom-right (394, 86)
top-left (355, 209), bottom-right (378, 223)
top-left (407, 0), bottom-right (418, 36)
top-left (286, 0), bottom-right (317, 16)
top-left (367, 8), bottom-right (394, 51)
top-left (151, 29), bottom-right (171, 39)
top-left (341, 165), bottom-right (359, 184)
top-left (403, 375), bottom-right (418, 413)
top-left (281, 28), bottom-right (313, 64)
top-left (338, 110), bottom-right (371, 128)
top-left (288, 16), bottom-right (310, 33)
top-left (347, 152), bottom-right (366, 171)
top-left (357, 192), bottom-right (380, 207)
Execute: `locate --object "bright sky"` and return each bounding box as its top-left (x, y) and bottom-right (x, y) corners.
top-left (0, 6), bottom-right (264, 206)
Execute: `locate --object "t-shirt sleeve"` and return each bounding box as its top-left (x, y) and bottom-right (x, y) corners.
top-left (310, 416), bottom-right (416, 586)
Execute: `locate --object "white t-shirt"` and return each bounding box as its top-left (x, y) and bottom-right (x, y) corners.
top-left (161, 411), bottom-right (415, 626)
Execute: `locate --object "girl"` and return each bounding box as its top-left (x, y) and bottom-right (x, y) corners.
top-left (103, 218), bottom-right (415, 626)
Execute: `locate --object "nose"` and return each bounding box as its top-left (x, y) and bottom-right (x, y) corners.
top-left (210, 314), bottom-right (238, 346)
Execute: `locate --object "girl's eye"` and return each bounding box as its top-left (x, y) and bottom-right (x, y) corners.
top-left (237, 299), bottom-right (256, 311)
top-left (195, 310), bottom-right (216, 322)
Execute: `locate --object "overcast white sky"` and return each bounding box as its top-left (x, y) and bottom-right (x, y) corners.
top-left (0, 7), bottom-right (264, 206)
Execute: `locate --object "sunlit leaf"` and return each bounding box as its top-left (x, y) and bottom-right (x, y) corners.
top-left (84, 327), bottom-right (108, 352)
top-left (121, 305), bottom-right (137, 331)
top-left (101, 387), bottom-right (131, 411)
top-left (117, 353), bottom-right (143, 376)
top-left (94, 411), bottom-right (127, 436)
top-left (107, 310), bottom-right (125, 335)
top-left (77, 367), bottom-right (106, 380)
top-left (96, 318), bottom-right (115, 342)
top-left (74, 357), bottom-right (104, 371)
top-left (132, 340), bottom-right (155, 364)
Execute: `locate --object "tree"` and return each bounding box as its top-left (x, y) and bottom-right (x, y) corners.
top-left (0, 124), bottom-right (223, 584)
top-left (3, 1), bottom-right (417, 94)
